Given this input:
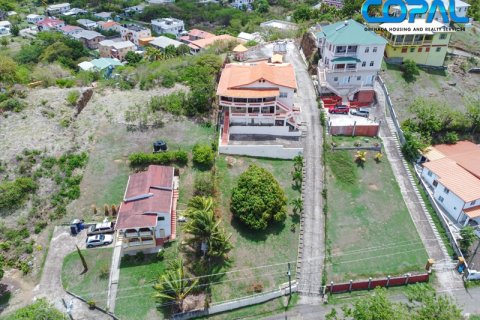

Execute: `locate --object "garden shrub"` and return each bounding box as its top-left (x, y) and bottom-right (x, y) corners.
top-left (231, 165), bottom-right (287, 230)
top-left (194, 172), bottom-right (215, 196)
top-left (0, 178), bottom-right (38, 210)
top-left (192, 143), bottom-right (215, 167)
top-left (128, 151), bottom-right (188, 166)
top-left (0, 98), bottom-right (27, 112)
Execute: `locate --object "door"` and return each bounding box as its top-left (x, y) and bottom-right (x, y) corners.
top-left (159, 229), bottom-right (165, 239)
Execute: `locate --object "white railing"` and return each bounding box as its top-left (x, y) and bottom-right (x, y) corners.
top-left (219, 100), bottom-right (276, 108)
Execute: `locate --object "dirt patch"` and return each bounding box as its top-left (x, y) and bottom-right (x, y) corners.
top-left (368, 183), bottom-right (379, 191)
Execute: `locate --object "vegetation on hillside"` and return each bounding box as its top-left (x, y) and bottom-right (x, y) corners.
top-left (1, 298), bottom-right (67, 320)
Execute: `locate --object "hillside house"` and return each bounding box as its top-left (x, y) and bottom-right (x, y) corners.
top-left (99, 40), bottom-right (136, 60)
top-left (77, 19), bottom-right (97, 29)
top-left (119, 24), bottom-right (151, 46)
top-left (231, 0), bottom-right (254, 9)
top-left (147, 0), bottom-right (175, 3)
top-left (46, 3), bottom-right (70, 15)
top-left (59, 25), bottom-right (84, 35)
top-left (97, 20), bottom-right (120, 32)
top-left (26, 14), bottom-right (44, 24)
top-left (115, 165), bottom-right (178, 255)
top-left (37, 17), bottom-right (65, 31)
top-left (189, 34), bottom-right (241, 54)
top-left (94, 12), bottom-right (113, 20)
top-left (379, 19), bottom-right (453, 67)
top-left (151, 18), bottom-right (185, 38)
top-left (179, 29), bottom-right (214, 45)
top-left (316, 19), bottom-right (386, 103)
top-left (421, 141), bottom-right (480, 226)
top-left (217, 61), bottom-right (300, 143)
top-left (71, 30), bottom-right (105, 49)
top-left (149, 36), bottom-right (183, 50)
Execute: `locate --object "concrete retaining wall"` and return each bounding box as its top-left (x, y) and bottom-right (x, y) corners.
top-left (219, 144), bottom-right (303, 159)
top-left (329, 124), bottom-right (379, 137)
top-left (229, 126), bottom-right (301, 137)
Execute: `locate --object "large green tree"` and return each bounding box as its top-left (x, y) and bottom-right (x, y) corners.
top-left (231, 164), bottom-right (287, 230)
top-left (459, 226), bottom-right (476, 255)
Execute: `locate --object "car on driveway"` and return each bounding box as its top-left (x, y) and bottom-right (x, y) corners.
top-left (86, 234), bottom-right (113, 248)
top-left (87, 222), bottom-right (115, 236)
top-left (329, 105), bottom-right (349, 114)
top-left (350, 108), bottom-right (370, 117)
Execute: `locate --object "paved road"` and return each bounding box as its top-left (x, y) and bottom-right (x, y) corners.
top-left (373, 80), bottom-right (464, 293)
top-left (32, 226), bottom-right (112, 320)
top-left (287, 43), bottom-right (325, 302)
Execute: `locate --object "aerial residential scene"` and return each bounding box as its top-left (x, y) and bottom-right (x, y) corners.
top-left (0, 0), bottom-right (479, 319)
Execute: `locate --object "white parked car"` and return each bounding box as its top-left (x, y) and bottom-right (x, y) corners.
top-left (86, 234), bottom-right (113, 248)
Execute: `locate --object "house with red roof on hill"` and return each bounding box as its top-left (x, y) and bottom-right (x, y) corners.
top-left (421, 141), bottom-right (480, 226)
top-left (180, 28), bottom-right (214, 46)
top-left (37, 17), bottom-right (65, 31)
top-left (115, 165), bottom-right (178, 255)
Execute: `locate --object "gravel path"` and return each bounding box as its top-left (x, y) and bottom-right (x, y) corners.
top-left (32, 226), bottom-right (112, 320)
top-left (287, 43), bottom-right (325, 302)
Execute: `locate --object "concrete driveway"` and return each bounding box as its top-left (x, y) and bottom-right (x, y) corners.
top-left (32, 226), bottom-right (112, 320)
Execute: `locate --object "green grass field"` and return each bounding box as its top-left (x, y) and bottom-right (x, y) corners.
top-left (325, 144), bottom-right (428, 282)
top-left (210, 155), bottom-right (300, 303)
top-left (61, 248), bottom-right (113, 308)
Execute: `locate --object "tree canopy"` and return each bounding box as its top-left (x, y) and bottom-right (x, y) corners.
top-left (231, 164), bottom-right (287, 230)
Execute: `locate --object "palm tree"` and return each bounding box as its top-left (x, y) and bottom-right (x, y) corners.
top-left (355, 151), bottom-right (367, 163)
top-left (145, 47), bottom-right (164, 61)
top-left (153, 259), bottom-right (198, 312)
top-left (293, 155), bottom-right (304, 170)
top-left (292, 169), bottom-right (303, 189)
top-left (291, 198), bottom-right (303, 215)
top-left (183, 196), bottom-right (232, 259)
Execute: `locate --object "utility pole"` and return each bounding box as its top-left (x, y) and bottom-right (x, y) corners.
top-left (287, 263), bottom-right (292, 297)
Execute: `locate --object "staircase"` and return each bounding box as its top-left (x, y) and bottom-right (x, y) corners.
top-left (171, 189), bottom-right (179, 240)
top-left (221, 111), bottom-right (230, 145)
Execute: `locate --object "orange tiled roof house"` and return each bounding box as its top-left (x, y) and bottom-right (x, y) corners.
top-left (216, 61), bottom-right (300, 145)
top-left (420, 141), bottom-right (480, 226)
top-left (115, 165), bottom-right (178, 256)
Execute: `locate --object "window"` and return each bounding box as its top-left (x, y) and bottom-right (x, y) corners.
top-left (279, 92), bottom-right (288, 98)
top-left (471, 200), bottom-right (477, 206)
top-left (369, 61), bottom-right (374, 67)
top-left (436, 47), bottom-right (441, 52)
top-left (427, 170), bottom-right (432, 177)
top-left (373, 47), bottom-right (377, 53)
top-left (410, 48), bottom-right (415, 52)
top-left (402, 47), bottom-right (407, 53)
top-left (439, 33), bottom-right (447, 40)
top-left (444, 187), bottom-right (449, 194)
top-left (357, 76), bottom-right (361, 81)
top-left (333, 77), bottom-right (338, 81)
top-left (157, 216), bottom-right (165, 221)
top-left (418, 48), bottom-right (423, 52)
top-left (362, 61), bottom-right (366, 67)
top-left (426, 47), bottom-right (430, 52)
top-left (365, 47), bottom-right (369, 53)
top-left (433, 180), bottom-right (438, 187)
top-left (438, 196), bottom-right (444, 203)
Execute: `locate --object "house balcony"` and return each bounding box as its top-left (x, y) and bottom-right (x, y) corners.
top-left (333, 50), bottom-right (358, 56)
top-left (122, 237), bottom-right (155, 249)
top-left (219, 98), bottom-right (277, 109)
top-left (124, 228), bottom-right (153, 238)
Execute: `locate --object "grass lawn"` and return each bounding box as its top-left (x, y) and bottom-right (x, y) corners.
top-left (61, 248), bottom-right (113, 309)
top-left (325, 139), bottom-right (428, 282)
top-left (210, 155), bottom-right (300, 303)
top-left (114, 249), bottom-right (175, 320)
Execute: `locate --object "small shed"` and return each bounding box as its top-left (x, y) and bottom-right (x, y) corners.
top-left (232, 44), bottom-right (248, 61)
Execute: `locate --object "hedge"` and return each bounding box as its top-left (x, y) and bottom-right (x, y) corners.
top-left (128, 151), bottom-right (188, 166)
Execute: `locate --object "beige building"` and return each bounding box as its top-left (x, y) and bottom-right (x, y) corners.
top-left (99, 40), bottom-right (136, 61)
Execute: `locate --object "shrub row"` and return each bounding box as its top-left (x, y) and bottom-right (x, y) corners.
top-left (129, 151), bottom-right (188, 166)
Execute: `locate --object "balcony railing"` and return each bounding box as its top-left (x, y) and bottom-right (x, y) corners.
top-left (219, 100), bottom-right (276, 108)
top-left (230, 112), bottom-right (286, 117)
top-left (139, 231), bottom-right (153, 237)
top-left (125, 231), bottom-right (139, 238)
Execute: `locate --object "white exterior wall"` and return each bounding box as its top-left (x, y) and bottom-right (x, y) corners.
top-left (233, 0), bottom-right (254, 7)
top-left (27, 15), bottom-right (44, 23)
top-left (229, 125), bottom-right (300, 136)
top-left (219, 144), bottom-right (302, 159)
top-left (242, 81), bottom-right (295, 108)
top-left (155, 212), bottom-right (171, 239)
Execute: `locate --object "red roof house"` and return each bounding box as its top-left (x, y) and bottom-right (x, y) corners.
top-left (116, 165), bottom-right (178, 254)
top-left (36, 17), bottom-right (65, 31)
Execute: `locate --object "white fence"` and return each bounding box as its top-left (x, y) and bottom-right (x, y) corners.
top-left (377, 75), bottom-right (405, 144)
top-left (219, 144), bottom-right (303, 159)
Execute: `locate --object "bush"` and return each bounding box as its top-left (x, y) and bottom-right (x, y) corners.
top-left (401, 59), bottom-right (420, 82)
top-left (2, 298), bottom-right (67, 320)
top-left (56, 78), bottom-right (75, 88)
top-left (231, 164), bottom-right (287, 230)
top-left (161, 71), bottom-right (176, 88)
top-left (192, 144), bottom-right (215, 168)
top-left (66, 90), bottom-right (80, 106)
top-left (194, 172), bottom-right (215, 196)
top-left (0, 98), bottom-right (27, 112)
top-left (128, 151), bottom-right (188, 166)
top-left (442, 132), bottom-right (459, 144)
top-left (99, 264), bottom-right (110, 279)
top-left (0, 178), bottom-right (38, 210)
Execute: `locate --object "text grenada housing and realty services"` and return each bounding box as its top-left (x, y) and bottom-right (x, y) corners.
top-left (365, 26), bottom-right (466, 32)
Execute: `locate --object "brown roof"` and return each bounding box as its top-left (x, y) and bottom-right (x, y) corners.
top-left (233, 44), bottom-right (248, 52)
top-left (100, 21), bottom-right (119, 29)
top-left (449, 149), bottom-right (480, 179)
top-left (465, 205), bottom-right (480, 219)
top-left (116, 165), bottom-right (175, 230)
top-left (188, 28), bottom-right (214, 39)
top-left (423, 157), bottom-right (480, 202)
top-left (216, 62), bottom-right (297, 98)
top-left (190, 34), bottom-right (241, 49)
top-left (433, 141), bottom-right (479, 157)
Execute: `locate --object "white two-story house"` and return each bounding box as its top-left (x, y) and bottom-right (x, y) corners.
top-left (316, 19), bottom-right (387, 103)
top-left (421, 141), bottom-right (480, 226)
top-left (151, 17), bottom-right (185, 38)
top-left (217, 61), bottom-right (300, 145)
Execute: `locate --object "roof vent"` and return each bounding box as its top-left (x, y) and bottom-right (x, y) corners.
top-left (345, 20), bottom-right (349, 25)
